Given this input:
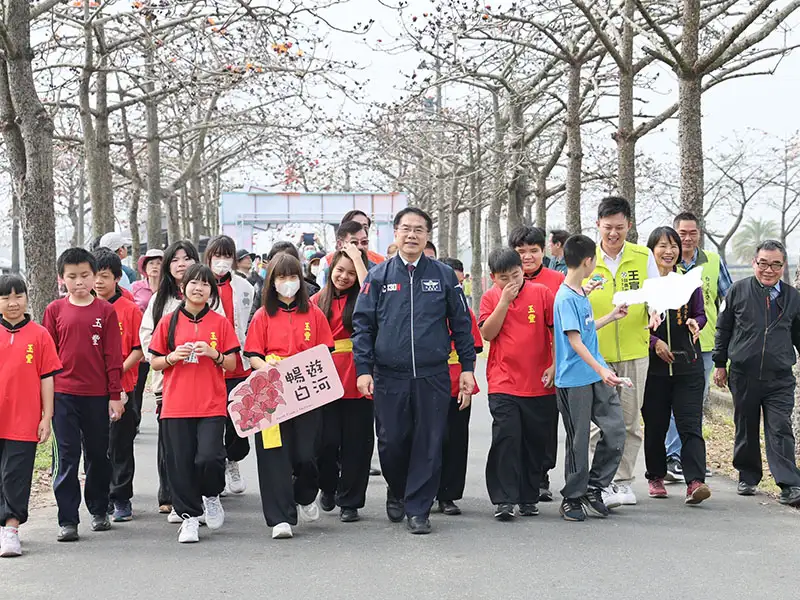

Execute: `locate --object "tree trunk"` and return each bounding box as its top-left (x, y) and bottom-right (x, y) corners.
top-left (618, 0), bottom-right (638, 242)
top-left (488, 92), bottom-right (504, 249)
top-left (166, 192), bottom-right (180, 244)
top-left (1, 0), bottom-right (58, 318)
top-left (190, 173), bottom-right (203, 248)
top-left (77, 172), bottom-right (85, 247)
top-left (565, 61), bottom-right (583, 234)
top-left (129, 186), bottom-right (141, 261)
top-left (535, 173), bottom-right (547, 230)
top-left (144, 43), bottom-right (162, 250)
top-left (468, 137), bottom-right (484, 310)
top-left (11, 176), bottom-right (20, 272)
top-left (794, 262), bottom-right (800, 455)
top-left (505, 102), bottom-right (525, 233)
top-left (678, 0), bottom-right (704, 224)
top-left (0, 61), bottom-right (25, 273)
top-left (436, 168), bottom-right (448, 258)
top-left (447, 174), bottom-right (459, 258)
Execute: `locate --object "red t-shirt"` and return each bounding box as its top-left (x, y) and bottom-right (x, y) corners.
top-left (120, 287), bottom-right (135, 303)
top-left (149, 306), bottom-right (240, 418)
top-left (217, 276), bottom-right (250, 380)
top-left (448, 309), bottom-right (483, 398)
top-left (479, 281), bottom-right (555, 397)
top-left (245, 303), bottom-right (335, 360)
top-left (310, 294), bottom-right (360, 399)
top-left (43, 296), bottom-right (124, 400)
top-left (524, 266), bottom-right (565, 296)
top-left (0, 318), bottom-right (62, 442)
top-left (109, 294), bottom-right (143, 393)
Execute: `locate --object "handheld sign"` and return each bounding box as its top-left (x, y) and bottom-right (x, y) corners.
top-left (612, 266), bottom-right (703, 314)
top-left (227, 344), bottom-right (344, 438)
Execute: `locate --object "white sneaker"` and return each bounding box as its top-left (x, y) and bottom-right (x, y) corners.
top-left (616, 482), bottom-right (637, 505)
top-left (225, 460), bottom-right (246, 494)
top-left (167, 508), bottom-right (183, 524)
top-left (272, 522), bottom-right (293, 539)
top-left (202, 495), bottom-right (225, 530)
top-left (0, 526), bottom-right (22, 557)
top-left (297, 502), bottom-right (320, 523)
top-left (601, 484), bottom-right (623, 509)
top-left (177, 516), bottom-right (200, 543)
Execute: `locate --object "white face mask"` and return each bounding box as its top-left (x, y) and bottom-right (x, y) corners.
top-left (211, 258), bottom-right (233, 276)
top-left (275, 278), bottom-right (301, 298)
top-left (310, 263), bottom-right (320, 276)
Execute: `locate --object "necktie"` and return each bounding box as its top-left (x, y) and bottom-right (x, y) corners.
top-left (767, 287), bottom-right (779, 322)
top-left (407, 263), bottom-right (415, 276)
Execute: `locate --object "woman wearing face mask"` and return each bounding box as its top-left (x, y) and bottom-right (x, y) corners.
top-left (642, 226), bottom-right (711, 505)
top-left (204, 236), bottom-right (255, 496)
top-left (310, 247), bottom-right (371, 523)
top-left (244, 254), bottom-right (334, 540)
top-left (140, 241), bottom-right (199, 518)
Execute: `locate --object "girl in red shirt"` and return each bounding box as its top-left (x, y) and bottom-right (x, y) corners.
top-left (150, 265), bottom-right (239, 544)
top-left (311, 248), bottom-right (373, 523)
top-left (204, 235), bottom-right (254, 496)
top-left (0, 275), bottom-right (62, 557)
top-left (244, 254), bottom-right (334, 540)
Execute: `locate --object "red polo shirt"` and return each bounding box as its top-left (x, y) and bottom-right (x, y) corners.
top-left (149, 306), bottom-right (239, 418)
top-left (245, 303), bottom-right (335, 360)
top-left (0, 317), bottom-right (63, 442)
top-left (310, 294), bottom-right (359, 399)
top-left (109, 294), bottom-right (143, 393)
top-left (524, 266), bottom-right (565, 296)
top-left (448, 309), bottom-right (483, 397)
top-left (217, 275), bottom-right (250, 380)
top-left (479, 281), bottom-right (555, 397)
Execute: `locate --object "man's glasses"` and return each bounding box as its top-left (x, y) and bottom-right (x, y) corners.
top-left (397, 226), bottom-right (427, 235)
top-left (755, 260), bottom-right (784, 272)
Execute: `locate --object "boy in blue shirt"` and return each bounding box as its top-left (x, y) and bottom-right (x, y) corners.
top-left (553, 234), bottom-right (628, 522)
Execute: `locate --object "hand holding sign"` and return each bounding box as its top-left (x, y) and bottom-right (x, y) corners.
top-left (613, 266), bottom-right (704, 314)
top-left (227, 344), bottom-right (344, 438)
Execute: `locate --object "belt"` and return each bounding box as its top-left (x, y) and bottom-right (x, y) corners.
top-left (448, 349), bottom-right (460, 365)
top-left (333, 339), bottom-right (353, 354)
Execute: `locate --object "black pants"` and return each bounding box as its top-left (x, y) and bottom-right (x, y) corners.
top-left (642, 372), bottom-right (706, 483)
top-left (486, 394), bottom-right (554, 505)
top-left (52, 393), bottom-right (112, 526)
top-left (132, 362), bottom-right (150, 429)
top-left (224, 377), bottom-right (251, 463)
top-left (729, 370), bottom-right (800, 488)
top-left (155, 396), bottom-right (171, 506)
top-left (373, 370), bottom-right (450, 518)
top-left (541, 397), bottom-right (559, 489)
top-left (109, 388), bottom-right (137, 503)
top-left (319, 398), bottom-right (374, 509)
top-left (437, 396), bottom-right (471, 502)
top-left (0, 439), bottom-right (37, 526)
top-left (255, 410), bottom-right (321, 527)
top-left (162, 416), bottom-right (226, 518)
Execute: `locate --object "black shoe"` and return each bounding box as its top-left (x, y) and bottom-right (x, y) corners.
top-left (319, 491), bottom-right (336, 512)
top-left (107, 500), bottom-right (114, 515)
top-left (91, 514), bottom-right (111, 532)
top-left (778, 486), bottom-right (800, 507)
top-left (340, 507), bottom-right (360, 522)
top-left (407, 515), bottom-right (431, 534)
top-left (494, 503), bottom-right (515, 521)
top-left (438, 500), bottom-right (461, 515)
top-left (538, 487), bottom-right (553, 502)
top-left (581, 487), bottom-right (610, 518)
top-left (665, 457), bottom-right (685, 483)
top-left (386, 488), bottom-right (405, 523)
top-left (737, 481), bottom-right (757, 496)
top-left (518, 503), bottom-right (539, 517)
top-left (57, 524), bottom-right (79, 542)
top-left (559, 498), bottom-right (586, 522)
top-left (370, 466), bottom-right (381, 476)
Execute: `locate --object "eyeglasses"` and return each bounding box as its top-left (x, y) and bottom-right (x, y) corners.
top-left (397, 226), bottom-right (427, 235)
top-left (755, 260), bottom-right (784, 272)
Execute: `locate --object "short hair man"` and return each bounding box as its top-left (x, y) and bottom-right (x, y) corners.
top-left (318, 213), bottom-right (385, 286)
top-left (549, 229), bottom-right (570, 275)
top-left (713, 240), bottom-right (800, 506)
top-left (99, 232), bottom-right (136, 290)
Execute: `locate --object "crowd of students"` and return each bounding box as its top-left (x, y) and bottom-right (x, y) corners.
top-left (2, 198), bottom-right (800, 556)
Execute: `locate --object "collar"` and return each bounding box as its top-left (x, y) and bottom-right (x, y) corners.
top-left (524, 264), bottom-right (544, 281)
top-left (107, 290), bottom-right (122, 304)
top-left (756, 279), bottom-right (781, 294)
top-left (179, 304), bottom-right (211, 322)
top-left (217, 272), bottom-right (232, 284)
top-left (601, 241), bottom-right (626, 262)
top-left (680, 248), bottom-right (699, 269)
top-left (277, 299), bottom-right (298, 311)
top-left (1, 315), bottom-right (31, 332)
top-left (398, 253), bottom-right (422, 268)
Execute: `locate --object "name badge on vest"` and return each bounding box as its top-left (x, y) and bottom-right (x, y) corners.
top-left (421, 279), bottom-right (441, 292)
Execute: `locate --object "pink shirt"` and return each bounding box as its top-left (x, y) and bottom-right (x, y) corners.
top-left (132, 279), bottom-right (156, 313)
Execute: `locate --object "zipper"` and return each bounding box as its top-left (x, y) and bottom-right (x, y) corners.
top-left (666, 313), bottom-right (673, 377)
top-left (410, 269), bottom-right (417, 378)
top-left (760, 296), bottom-right (784, 378)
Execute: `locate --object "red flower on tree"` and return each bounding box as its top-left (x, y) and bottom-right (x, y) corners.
top-left (230, 368), bottom-right (286, 432)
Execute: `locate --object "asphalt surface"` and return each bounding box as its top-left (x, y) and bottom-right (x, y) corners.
top-left (4, 359), bottom-right (800, 599)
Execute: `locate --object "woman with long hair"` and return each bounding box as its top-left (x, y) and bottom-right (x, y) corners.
top-left (642, 226), bottom-right (711, 504)
top-left (244, 253), bottom-right (334, 539)
top-left (139, 240), bottom-right (199, 518)
top-left (311, 248), bottom-right (372, 522)
top-left (203, 235), bottom-right (254, 495)
top-left (149, 264), bottom-right (239, 543)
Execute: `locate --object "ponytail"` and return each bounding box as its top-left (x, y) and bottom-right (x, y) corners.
top-left (166, 301), bottom-right (184, 352)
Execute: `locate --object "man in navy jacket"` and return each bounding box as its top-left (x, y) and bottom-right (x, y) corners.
top-left (353, 207), bottom-right (476, 534)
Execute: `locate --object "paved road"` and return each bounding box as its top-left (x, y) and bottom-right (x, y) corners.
top-left (4, 360), bottom-right (800, 599)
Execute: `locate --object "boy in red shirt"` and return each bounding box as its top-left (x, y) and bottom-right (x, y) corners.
top-left (479, 248), bottom-right (556, 521)
top-left (436, 257), bottom-right (482, 516)
top-left (0, 275), bottom-right (62, 557)
top-left (44, 248), bottom-right (125, 542)
top-left (509, 225), bottom-right (565, 501)
top-left (93, 249), bottom-right (143, 523)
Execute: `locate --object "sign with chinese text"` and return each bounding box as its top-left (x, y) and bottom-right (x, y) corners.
top-left (227, 344), bottom-right (344, 438)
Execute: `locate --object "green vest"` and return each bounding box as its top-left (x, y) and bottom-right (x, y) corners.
top-left (678, 249), bottom-right (720, 352)
top-left (586, 243), bottom-right (652, 363)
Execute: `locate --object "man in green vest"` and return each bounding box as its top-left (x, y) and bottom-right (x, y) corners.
top-left (587, 197), bottom-right (661, 507)
top-left (663, 212), bottom-right (733, 481)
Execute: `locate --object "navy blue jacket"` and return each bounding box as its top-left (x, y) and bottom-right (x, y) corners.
top-left (352, 254), bottom-right (476, 379)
